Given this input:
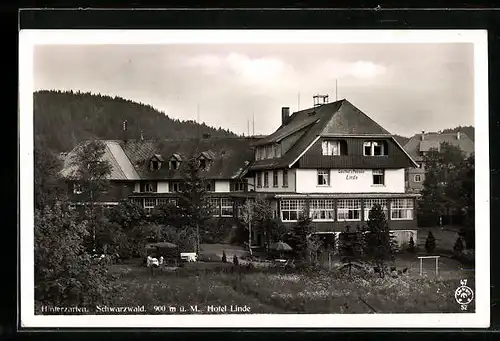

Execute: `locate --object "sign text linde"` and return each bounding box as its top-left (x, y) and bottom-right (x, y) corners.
top-left (338, 169), bottom-right (365, 180)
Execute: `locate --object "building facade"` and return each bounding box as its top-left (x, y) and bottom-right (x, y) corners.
top-left (247, 99), bottom-right (420, 246)
top-left (61, 98), bottom-right (421, 247)
top-left (61, 137), bottom-right (256, 220)
top-left (403, 131), bottom-right (474, 193)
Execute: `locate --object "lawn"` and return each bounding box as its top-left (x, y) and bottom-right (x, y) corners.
top-left (99, 255), bottom-right (475, 315)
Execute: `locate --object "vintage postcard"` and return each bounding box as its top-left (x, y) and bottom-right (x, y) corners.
top-left (19, 29), bottom-right (489, 328)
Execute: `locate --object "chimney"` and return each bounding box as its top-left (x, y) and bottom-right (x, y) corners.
top-left (457, 131), bottom-right (461, 140)
top-left (421, 130), bottom-right (425, 141)
top-left (140, 129), bottom-right (144, 141)
top-left (122, 120), bottom-right (128, 142)
top-left (282, 107), bottom-right (290, 125)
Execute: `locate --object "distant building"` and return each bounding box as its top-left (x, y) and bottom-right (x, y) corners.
top-left (403, 131), bottom-right (474, 193)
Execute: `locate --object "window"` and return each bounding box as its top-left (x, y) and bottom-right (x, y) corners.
top-left (144, 183), bottom-right (155, 193)
top-left (363, 141), bottom-right (387, 156)
top-left (280, 199), bottom-right (306, 221)
top-left (208, 198), bottom-right (220, 217)
top-left (264, 172), bottom-right (269, 188)
top-left (150, 160), bottom-right (159, 171)
top-left (257, 173), bottom-right (262, 188)
top-left (169, 160), bottom-right (178, 170)
top-left (266, 145), bottom-right (273, 159)
top-left (73, 183), bottom-right (82, 194)
top-left (391, 199), bottom-right (414, 220)
top-left (337, 199), bottom-right (361, 221)
top-left (199, 158), bottom-right (207, 169)
top-left (372, 169), bottom-right (385, 185)
top-left (414, 174), bottom-right (422, 182)
top-left (317, 169), bottom-right (330, 186)
top-left (205, 181), bottom-right (214, 192)
top-left (131, 198), bottom-right (143, 207)
top-left (231, 180), bottom-right (246, 192)
top-left (273, 144), bottom-right (281, 158)
top-left (170, 182), bottom-right (180, 192)
top-left (221, 198), bottom-right (234, 217)
top-left (283, 169), bottom-right (289, 187)
top-left (168, 198), bottom-right (178, 207)
top-left (322, 141), bottom-right (340, 156)
top-left (364, 199), bottom-right (388, 220)
top-left (144, 198), bottom-right (157, 214)
top-left (310, 199), bottom-right (335, 221)
top-left (157, 198), bottom-right (168, 206)
top-left (273, 170), bottom-right (278, 187)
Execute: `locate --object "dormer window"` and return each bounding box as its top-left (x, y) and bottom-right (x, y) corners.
top-left (73, 182), bottom-right (82, 194)
top-left (169, 153), bottom-right (182, 170)
top-left (199, 158), bottom-right (207, 169)
top-left (363, 141), bottom-right (388, 156)
top-left (198, 151), bottom-right (214, 169)
top-left (322, 140), bottom-right (348, 156)
top-left (149, 154), bottom-right (164, 171)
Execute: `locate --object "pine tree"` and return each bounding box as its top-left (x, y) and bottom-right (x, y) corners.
top-left (364, 204), bottom-right (396, 278)
top-left (338, 225), bottom-right (365, 276)
top-left (178, 155), bottom-right (212, 254)
top-left (425, 231), bottom-right (436, 254)
top-left (289, 203), bottom-right (313, 260)
top-left (233, 255), bottom-right (239, 266)
top-left (222, 250), bottom-right (227, 263)
top-left (408, 235), bottom-right (416, 253)
top-left (453, 236), bottom-right (464, 257)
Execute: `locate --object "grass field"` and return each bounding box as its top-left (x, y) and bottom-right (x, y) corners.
top-left (102, 255), bottom-right (475, 314)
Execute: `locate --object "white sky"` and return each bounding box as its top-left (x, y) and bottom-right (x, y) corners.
top-left (34, 43), bottom-right (474, 137)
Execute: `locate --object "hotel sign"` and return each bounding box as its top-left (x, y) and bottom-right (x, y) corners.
top-left (338, 169), bottom-right (365, 180)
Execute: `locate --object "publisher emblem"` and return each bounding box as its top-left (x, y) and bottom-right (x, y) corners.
top-left (455, 279), bottom-right (474, 310)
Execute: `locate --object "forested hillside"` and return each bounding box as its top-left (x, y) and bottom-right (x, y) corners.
top-left (34, 90), bottom-right (237, 152)
top-left (441, 126), bottom-right (475, 141)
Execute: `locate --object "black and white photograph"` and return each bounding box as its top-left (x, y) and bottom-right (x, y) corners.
top-left (19, 29), bottom-right (489, 328)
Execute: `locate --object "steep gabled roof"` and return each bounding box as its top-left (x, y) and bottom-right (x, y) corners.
top-left (404, 132), bottom-right (474, 161)
top-left (250, 99), bottom-right (411, 170)
top-left (61, 140), bottom-right (141, 180)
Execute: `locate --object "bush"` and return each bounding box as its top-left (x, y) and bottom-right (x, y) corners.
top-left (233, 255), bottom-right (239, 266)
top-left (425, 231), bottom-right (436, 254)
top-left (453, 236), bottom-right (464, 257)
top-left (35, 202), bottom-right (113, 306)
top-left (407, 236), bottom-right (416, 253)
top-left (201, 218), bottom-right (233, 243)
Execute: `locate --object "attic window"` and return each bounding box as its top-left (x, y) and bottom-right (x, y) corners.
top-left (149, 154), bottom-right (164, 171)
top-left (322, 140), bottom-right (348, 156)
top-left (199, 158), bottom-right (207, 169)
top-left (363, 141), bottom-right (388, 156)
top-left (170, 160), bottom-right (179, 170)
top-left (150, 160), bottom-right (160, 171)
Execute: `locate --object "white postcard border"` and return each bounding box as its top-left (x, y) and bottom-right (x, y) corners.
top-left (19, 29), bottom-right (490, 328)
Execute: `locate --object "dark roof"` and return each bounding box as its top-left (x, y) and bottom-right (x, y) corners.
top-left (121, 137), bottom-right (254, 180)
top-left (61, 140), bottom-right (140, 180)
top-left (250, 99), bottom-right (406, 170)
top-left (403, 131), bottom-right (474, 161)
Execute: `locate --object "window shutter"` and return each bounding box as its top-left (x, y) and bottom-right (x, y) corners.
top-left (230, 182), bottom-right (235, 192)
top-left (140, 183), bottom-right (145, 192)
top-left (153, 182), bottom-right (158, 192)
